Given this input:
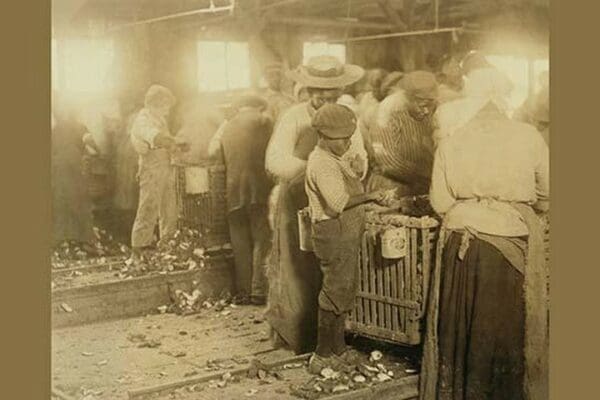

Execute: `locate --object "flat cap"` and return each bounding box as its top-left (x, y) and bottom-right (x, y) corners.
top-left (311, 103), bottom-right (357, 139)
top-left (401, 71), bottom-right (438, 100)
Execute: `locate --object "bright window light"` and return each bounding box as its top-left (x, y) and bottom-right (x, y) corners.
top-left (485, 55), bottom-right (529, 115)
top-left (62, 39), bottom-right (115, 92)
top-left (197, 41), bottom-right (251, 92)
top-left (303, 42), bottom-right (346, 64)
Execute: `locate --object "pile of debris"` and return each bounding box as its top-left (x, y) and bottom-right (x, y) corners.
top-left (157, 287), bottom-right (237, 316)
top-left (374, 191), bottom-right (436, 217)
top-left (289, 351), bottom-right (417, 399)
top-left (51, 227), bottom-right (130, 268)
top-left (122, 228), bottom-right (209, 277)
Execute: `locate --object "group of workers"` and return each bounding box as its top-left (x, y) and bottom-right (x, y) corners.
top-left (52, 49), bottom-right (550, 400)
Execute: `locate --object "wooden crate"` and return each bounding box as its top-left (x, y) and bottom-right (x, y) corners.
top-left (348, 210), bottom-right (440, 346)
top-left (349, 209), bottom-right (550, 346)
top-left (174, 162), bottom-right (230, 247)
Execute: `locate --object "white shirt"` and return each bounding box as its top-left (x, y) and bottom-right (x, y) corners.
top-left (130, 108), bottom-right (168, 155)
top-left (265, 102), bottom-right (368, 182)
top-left (430, 106), bottom-right (549, 237)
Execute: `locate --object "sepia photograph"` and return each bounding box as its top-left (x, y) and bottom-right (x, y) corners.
top-left (50, 1), bottom-right (549, 399)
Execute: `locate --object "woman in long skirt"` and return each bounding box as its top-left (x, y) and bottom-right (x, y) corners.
top-left (421, 67), bottom-right (549, 400)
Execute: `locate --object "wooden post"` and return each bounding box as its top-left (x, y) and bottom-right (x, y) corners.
top-left (362, 230), bottom-right (371, 325)
top-left (369, 230), bottom-right (378, 325)
top-left (409, 228), bottom-right (418, 339)
top-left (376, 234), bottom-right (385, 328)
top-left (403, 234), bottom-right (411, 331)
top-left (384, 260), bottom-right (392, 330)
top-left (355, 232), bottom-right (364, 324)
top-left (390, 256), bottom-right (400, 331)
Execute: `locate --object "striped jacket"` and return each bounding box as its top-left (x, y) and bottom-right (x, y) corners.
top-left (363, 91), bottom-right (435, 194)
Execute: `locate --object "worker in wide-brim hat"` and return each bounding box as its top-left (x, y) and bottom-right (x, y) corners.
top-left (286, 56), bottom-right (365, 89)
top-left (363, 70), bottom-right (439, 195)
top-left (264, 55), bottom-right (368, 355)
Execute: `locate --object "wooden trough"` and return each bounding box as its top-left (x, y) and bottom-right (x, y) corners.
top-left (51, 254), bottom-right (234, 329)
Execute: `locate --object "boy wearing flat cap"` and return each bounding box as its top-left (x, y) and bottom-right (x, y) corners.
top-left (305, 104), bottom-right (387, 373)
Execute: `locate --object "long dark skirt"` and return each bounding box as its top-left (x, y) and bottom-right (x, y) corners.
top-left (437, 233), bottom-right (525, 400)
top-left (265, 180), bottom-right (322, 354)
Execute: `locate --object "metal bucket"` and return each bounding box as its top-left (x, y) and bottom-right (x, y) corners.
top-left (381, 227), bottom-right (407, 259)
top-left (297, 209), bottom-right (313, 252)
top-left (185, 166), bottom-right (210, 194)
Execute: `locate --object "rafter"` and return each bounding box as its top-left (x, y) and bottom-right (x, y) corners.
top-left (269, 16), bottom-right (395, 30)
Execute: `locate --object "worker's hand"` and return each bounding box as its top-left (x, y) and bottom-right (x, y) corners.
top-left (370, 189), bottom-right (396, 205)
top-left (368, 190), bottom-right (385, 203)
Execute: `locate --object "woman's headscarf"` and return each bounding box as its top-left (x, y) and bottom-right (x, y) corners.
top-left (435, 67), bottom-right (514, 143)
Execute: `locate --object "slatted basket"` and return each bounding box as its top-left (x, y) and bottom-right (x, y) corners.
top-left (348, 209), bottom-right (440, 346)
top-left (174, 161), bottom-right (229, 247)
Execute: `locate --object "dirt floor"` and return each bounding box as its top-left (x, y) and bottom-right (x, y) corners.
top-left (52, 306), bottom-right (419, 400)
top-left (53, 305), bottom-right (276, 399)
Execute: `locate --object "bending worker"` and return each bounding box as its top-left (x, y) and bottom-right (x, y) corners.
top-left (129, 85), bottom-right (187, 260)
top-left (209, 95), bottom-right (274, 305)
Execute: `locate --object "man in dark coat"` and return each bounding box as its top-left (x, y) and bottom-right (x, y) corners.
top-left (210, 95), bottom-right (274, 305)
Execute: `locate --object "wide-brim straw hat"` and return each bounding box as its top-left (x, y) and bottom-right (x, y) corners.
top-left (287, 55), bottom-right (365, 89)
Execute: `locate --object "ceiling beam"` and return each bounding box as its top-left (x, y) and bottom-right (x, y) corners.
top-left (329, 26), bottom-right (467, 43)
top-left (269, 16), bottom-right (395, 30)
top-left (108, 1), bottom-right (236, 32)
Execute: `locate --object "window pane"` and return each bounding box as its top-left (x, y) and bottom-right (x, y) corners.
top-left (327, 44), bottom-right (346, 63)
top-left (303, 42), bottom-right (346, 64)
top-left (197, 41), bottom-right (250, 92)
top-left (197, 41), bottom-right (228, 92)
top-left (63, 39), bottom-right (114, 92)
top-left (226, 42), bottom-right (250, 90)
